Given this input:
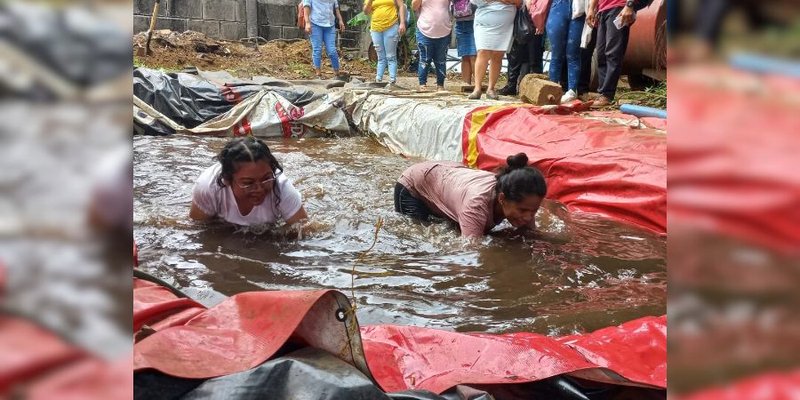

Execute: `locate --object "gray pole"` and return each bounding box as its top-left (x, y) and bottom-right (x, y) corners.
top-left (246, 0), bottom-right (258, 38)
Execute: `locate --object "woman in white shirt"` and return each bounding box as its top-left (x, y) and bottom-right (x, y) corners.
top-left (189, 136), bottom-right (308, 226)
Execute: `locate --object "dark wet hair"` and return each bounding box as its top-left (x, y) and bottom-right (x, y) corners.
top-left (495, 153), bottom-right (547, 202)
top-left (214, 136), bottom-right (283, 211)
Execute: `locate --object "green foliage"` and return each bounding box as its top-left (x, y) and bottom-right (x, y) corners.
top-left (347, 11), bottom-right (370, 28)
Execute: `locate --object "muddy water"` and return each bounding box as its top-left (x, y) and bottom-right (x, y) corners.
top-left (134, 135), bottom-right (665, 335)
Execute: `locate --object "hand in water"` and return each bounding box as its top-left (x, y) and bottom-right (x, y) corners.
top-left (282, 219), bottom-right (328, 240)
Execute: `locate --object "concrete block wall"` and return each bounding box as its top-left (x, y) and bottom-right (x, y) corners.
top-left (134, 0), bottom-right (365, 49)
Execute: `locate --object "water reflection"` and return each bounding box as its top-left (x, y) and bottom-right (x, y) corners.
top-left (134, 135), bottom-right (666, 335)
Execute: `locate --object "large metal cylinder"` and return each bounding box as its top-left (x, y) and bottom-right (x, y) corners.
top-left (623, 0), bottom-right (667, 75)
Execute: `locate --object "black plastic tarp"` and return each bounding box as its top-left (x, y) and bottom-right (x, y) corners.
top-left (134, 347), bottom-right (454, 400)
top-left (133, 68), bottom-right (322, 135)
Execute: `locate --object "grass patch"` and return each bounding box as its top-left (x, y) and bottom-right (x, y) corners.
top-left (617, 81), bottom-right (666, 109)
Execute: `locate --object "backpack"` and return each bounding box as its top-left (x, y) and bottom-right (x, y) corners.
top-left (297, 1), bottom-right (305, 28)
top-left (450, 0), bottom-right (476, 20)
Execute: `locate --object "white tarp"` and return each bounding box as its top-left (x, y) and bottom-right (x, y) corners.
top-left (345, 90), bottom-right (503, 162)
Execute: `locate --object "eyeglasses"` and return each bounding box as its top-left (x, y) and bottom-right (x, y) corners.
top-left (236, 172), bottom-right (280, 192)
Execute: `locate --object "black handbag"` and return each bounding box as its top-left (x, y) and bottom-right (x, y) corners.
top-left (513, 4), bottom-right (533, 45)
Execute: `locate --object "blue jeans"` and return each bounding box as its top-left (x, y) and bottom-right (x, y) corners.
top-left (310, 23), bottom-right (340, 71)
top-left (371, 23), bottom-right (400, 82)
top-left (416, 31), bottom-right (450, 86)
top-left (546, 0), bottom-right (583, 91)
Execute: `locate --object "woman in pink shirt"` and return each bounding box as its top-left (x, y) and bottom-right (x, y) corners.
top-left (394, 153), bottom-right (547, 237)
top-left (411, 0), bottom-right (452, 90)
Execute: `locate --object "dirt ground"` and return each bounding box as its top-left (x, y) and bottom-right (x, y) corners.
top-left (133, 30), bottom-right (668, 108)
top-left (133, 30), bottom-right (376, 80)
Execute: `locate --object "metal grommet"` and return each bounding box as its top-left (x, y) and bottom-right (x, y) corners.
top-left (335, 308), bottom-right (347, 322)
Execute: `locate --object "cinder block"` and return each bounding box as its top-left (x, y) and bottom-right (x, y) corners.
top-left (156, 17), bottom-right (189, 32)
top-left (204, 0), bottom-right (240, 21)
top-left (519, 74), bottom-right (562, 105)
top-left (283, 26), bottom-right (303, 39)
top-left (259, 25), bottom-right (283, 40)
top-left (188, 19), bottom-right (221, 37)
top-left (134, 15), bottom-right (150, 33)
top-left (220, 21), bottom-right (247, 40)
top-left (172, 0), bottom-right (204, 18)
top-left (262, 3), bottom-right (296, 26)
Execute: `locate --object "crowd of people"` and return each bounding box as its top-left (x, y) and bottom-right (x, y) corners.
top-left (302, 0), bottom-right (641, 104)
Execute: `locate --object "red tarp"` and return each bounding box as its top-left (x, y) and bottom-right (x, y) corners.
top-left (132, 277), bottom-right (666, 393)
top-left (362, 315), bottom-right (666, 393)
top-left (669, 65), bottom-right (800, 253)
top-left (461, 104), bottom-right (666, 234)
top-left (0, 316), bottom-right (131, 398)
top-left (678, 369), bottom-right (800, 400)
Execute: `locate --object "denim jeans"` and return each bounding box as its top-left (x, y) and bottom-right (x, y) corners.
top-left (394, 183), bottom-right (431, 221)
top-left (416, 30), bottom-right (450, 86)
top-left (371, 23), bottom-right (400, 82)
top-left (546, 0), bottom-right (583, 92)
top-left (310, 23), bottom-right (340, 70)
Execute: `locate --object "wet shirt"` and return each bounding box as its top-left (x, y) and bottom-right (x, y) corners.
top-left (416, 0), bottom-right (452, 38)
top-left (398, 161), bottom-right (498, 237)
top-left (371, 0), bottom-right (399, 32)
top-left (598, 0), bottom-right (626, 12)
top-left (192, 164), bottom-right (303, 226)
top-left (304, 0), bottom-right (340, 27)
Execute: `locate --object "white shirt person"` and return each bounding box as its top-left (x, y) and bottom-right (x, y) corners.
top-left (190, 137), bottom-right (308, 226)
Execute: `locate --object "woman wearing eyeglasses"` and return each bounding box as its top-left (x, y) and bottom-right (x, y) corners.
top-left (189, 136), bottom-right (308, 226)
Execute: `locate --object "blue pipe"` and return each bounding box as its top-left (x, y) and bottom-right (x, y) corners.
top-left (729, 52), bottom-right (800, 78)
top-left (620, 104), bottom-right (667, 119)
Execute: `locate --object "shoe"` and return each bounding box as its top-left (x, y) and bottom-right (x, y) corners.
top-left (419, 84), bottom-right (429, 92)
top-left (560, 89), bottom-right (577, 103)
top-left (468, 90), bottom-right (482, 99)
top-left (486, 90), bottom-right (499, 100)
top-left (436, 85), bottom-right (446, 92)
top-left (314, 75), bottom-right (323, 80)
top-left (578, 92), bottom-right (600, 102)
top-left (591, 95), bottom-right (613, 108)
top-left (388, 82), bottom-right (401, 90)
top-left (497, 85), bottom-right (517, 96)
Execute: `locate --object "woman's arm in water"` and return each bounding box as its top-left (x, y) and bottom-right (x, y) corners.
top-left (189, 201), bottom-right (214, 221)
top-left (284, 206), bottom-right (309, 225)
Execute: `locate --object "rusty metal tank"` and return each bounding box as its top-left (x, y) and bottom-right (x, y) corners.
top-left (624, 0), bottom-right (667, 79)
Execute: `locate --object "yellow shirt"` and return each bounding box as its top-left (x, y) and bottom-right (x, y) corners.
top-left (370, 0), bottom-right (399, 32)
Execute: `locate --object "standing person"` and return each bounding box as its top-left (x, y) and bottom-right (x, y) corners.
top-left (303, 0), bottom-right (346, 80)
top-left (190, 137), bottom-right (308, 226)
top-left (468, 0), bottom-right (519, 100)
top-left (586, 0), bottom-right (635, 107)
top-left (546, 0), bottom-right (585, 103)
top-left (364, 0), bottom-right (407, 86)
top-left (497, 30), bottom-right (544, 95)
top-left (452, 0), bottom-right (477, 85)
top-left (577, 24), bottom-right (597, 100)
top-left (394, 153), bottom-right (547, 238)
top-left (492, 0), bottom-right (547, 96)
top-left (412, 0), bottom-right (452, 91)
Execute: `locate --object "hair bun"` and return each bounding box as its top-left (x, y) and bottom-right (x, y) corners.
top-left (506, 153), bottom-right (529, 170)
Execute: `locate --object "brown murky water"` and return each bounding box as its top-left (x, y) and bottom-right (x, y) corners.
top-left (134, 135), bottom-right (665, 335)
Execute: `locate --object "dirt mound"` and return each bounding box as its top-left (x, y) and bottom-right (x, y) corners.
top-left (133, 30), bottom-right (373, 80)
